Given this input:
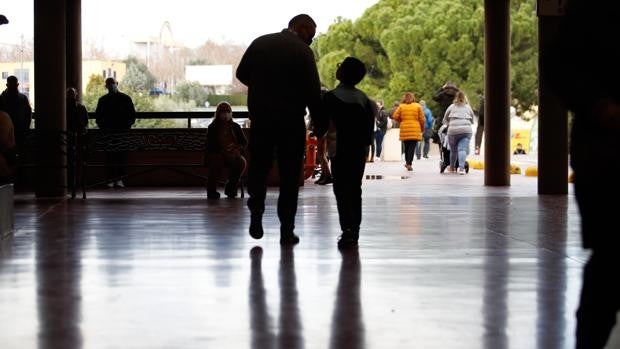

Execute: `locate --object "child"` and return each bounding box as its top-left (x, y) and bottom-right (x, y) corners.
top-left (322, 57), bottom-right (375, 248)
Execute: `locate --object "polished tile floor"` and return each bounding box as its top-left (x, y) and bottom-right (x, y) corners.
top-left (1, 159), bottom-right (619, 349)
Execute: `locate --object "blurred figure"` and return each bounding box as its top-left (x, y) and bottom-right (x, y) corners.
top-left (432, 82), bottom-right (459, 143)
top-left (392, 92), bottom-right (425, 171)
top-left (415, 100), bottom-right (433, 159)
top-left (314, 87), bottom-right (333, 185)
top-left (0, 104), bottom-right (16, 184)
top-left (0, 76), bottom-right (32, 153)
top-left (544, 1), bottom-right (620, 348)
top-left (236, 14), bottom-right (325, 245)
top-left (442, 90), bottom-right (474, 175)
top-left (95, 77), bottom-right (136, 188)
top-left (513, 143), bottom-right (526, 155)
top-left (66, 87), bottom-right (89, 194)
top-left (323, 57), bottom-right (374, 248)
top-left (204, 102), bottom-right (247, 199)
top-left (475, 95), bottom-right (484, 155)
top-left (374, 99), bottom-right (389, 160)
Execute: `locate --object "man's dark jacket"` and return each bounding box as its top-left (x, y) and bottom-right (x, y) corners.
top-left (95, 92), bottom-right (136, 130)
top-left (236, 29), bottom-right (325, 134)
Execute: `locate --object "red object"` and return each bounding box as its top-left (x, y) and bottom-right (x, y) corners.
top-left (304, 134), bottom-right (317, 179)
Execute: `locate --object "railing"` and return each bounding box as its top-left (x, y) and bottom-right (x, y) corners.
top-left (86, 111), bottom-right (251, 128)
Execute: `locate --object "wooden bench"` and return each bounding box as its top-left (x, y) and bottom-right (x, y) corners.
top-left (0, 184), bottom-right (14, 238)
top-left (80, 129), bottom-right (245, 199)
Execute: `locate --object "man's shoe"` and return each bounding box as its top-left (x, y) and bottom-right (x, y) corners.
top-left (337, 230), bottom-right (359, 249)
top-left (314, 175), bottom-right (325, 184)
top-left (249, 212), bottom-right (264, 239)
top-left (207, 191), bottom-right (221, 199)
top-left (280, 232), bottom-right (300, 245)
top-left (106, 181), bottom-right (114, 188)
top-left (115, 180), bottom-right (125, 188)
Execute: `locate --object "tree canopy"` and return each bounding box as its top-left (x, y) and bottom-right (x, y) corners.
top-left (313, 0), bottom-right (538, 114)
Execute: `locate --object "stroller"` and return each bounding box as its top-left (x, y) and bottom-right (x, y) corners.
top-left (438, 125), bottom-right (469, 174)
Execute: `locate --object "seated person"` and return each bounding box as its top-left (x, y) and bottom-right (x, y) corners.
top-left (205, 102), bottom-right (248, 199)
top-left (0, 108), bottom-right (17, 184)
top-left (513, 142), bottom-right (527, 155)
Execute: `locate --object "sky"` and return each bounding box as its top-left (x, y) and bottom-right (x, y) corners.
top-left (1, 0), bottom-right (379, 54)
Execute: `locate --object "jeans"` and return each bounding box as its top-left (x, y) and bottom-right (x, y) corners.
top-left (415, 136), bottom-right (430, 159)
top-left (375, 130), bottom-right (386, 158)
top-left (447, 133), bottom-right (471, 169)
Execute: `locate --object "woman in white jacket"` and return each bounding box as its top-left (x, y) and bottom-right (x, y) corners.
top-left (442, 90), bottom-right (474, 174)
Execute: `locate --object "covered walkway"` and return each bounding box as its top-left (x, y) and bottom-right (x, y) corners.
top-left (3, 158), bottom-right (617, 348)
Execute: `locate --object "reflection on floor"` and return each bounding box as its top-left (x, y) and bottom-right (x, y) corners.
top-left (1, 161), bottom-right (619, 348)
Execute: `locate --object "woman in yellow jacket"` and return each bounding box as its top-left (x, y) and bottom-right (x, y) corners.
top-left (393, 92), bottom-right (425, 171)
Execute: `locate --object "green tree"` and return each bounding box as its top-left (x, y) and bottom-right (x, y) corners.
top-left (314, 0), bottom-right (538, 115)
top-left (122, 56), bottom-right (156, 93)
top-left (174, 80), bottom-right (209, 107)
top-left (83, 74), bottom-right (106, 112)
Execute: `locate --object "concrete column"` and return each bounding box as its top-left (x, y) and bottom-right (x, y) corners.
top-left (538, 16), bottom-right (568, 194)
top-left (484, 0), bottom-right (511, 186)
top-left (66, 0), bottom-right (82, 100)
top-left (34, 0), bottom-right (67, 197)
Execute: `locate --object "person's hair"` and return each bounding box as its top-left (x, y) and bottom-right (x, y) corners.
top-left (6, 75), bottom-right (17, 84)
top-left (337, 57), bottom-right (366, 86)
top-left (288, 14), bottom-right (316, 29)
top-left (401, 92), bottom-right (415, 104)
top-left (105, 77), bottom-right (117, 85)
top-left (215, 101), bottom-right (232, 114)
top-left (419, 100), bottom-right (426, 106)
top-left (453, 90), bottom-right (468, 105)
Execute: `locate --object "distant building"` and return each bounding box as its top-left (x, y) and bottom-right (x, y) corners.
top-left (0, 60), bottom-right (126, 106)
top-left (185, 65), bottom-right (233, 95)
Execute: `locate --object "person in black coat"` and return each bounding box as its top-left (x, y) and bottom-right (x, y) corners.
top-left (543, 1), bottom-right (620, 348)
top-left (66, 87), bottom-right (89, 194)
top-left (204, 102), bottom-right (247, 199)
top-left (431, 82), bottom-right (459, 143)
top-left (236, 14), bottom-right (326, 245)
top-left (0, 75), bottom-right (32, 153)
top-left (95, 77), bottom-right (136, 188)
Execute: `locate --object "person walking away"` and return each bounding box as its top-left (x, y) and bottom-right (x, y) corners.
top-left (392, 92), bottom-right (424, 171)
top-left (374, 99), bottom-right (388, 160)
top-left (543, 1), bottom-right (620, 347)
top-left (431, 82), bottom-right (459, 143)
top-left (236, 14), bottom-right (326, 245)
top-left (204, 102), bottom-right (248, 199)
top-left (322, 57), bottom-right (375, 248)
top-left (415, 100), bottom-right (433, 159)
top-left (442, 90), bottom-right (474, 175)
top-left (95, 77), bottom-right (136, 188)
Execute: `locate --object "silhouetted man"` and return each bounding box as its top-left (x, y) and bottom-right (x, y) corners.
top-left (66, 87), bottom-right (89, 194)
top-left (544, 1), bottom-right (620, 348)
top-left (95, 77), bottom-right (135, 188)
top-left (236, 14), bottom-right (325, 245)
top-left (0, 76), bottom-right (32, 152)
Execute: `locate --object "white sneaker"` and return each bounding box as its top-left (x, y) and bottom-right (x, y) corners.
top-left (106, 182), bottom-right (114, 188)
top-left (115, 180), bottom-right (125, 188)
top-left (458, 168), bottom-right (466, 175)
